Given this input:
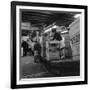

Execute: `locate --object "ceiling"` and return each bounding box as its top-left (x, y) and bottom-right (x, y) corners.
top-left (21, 9), bottom-right (81, 28)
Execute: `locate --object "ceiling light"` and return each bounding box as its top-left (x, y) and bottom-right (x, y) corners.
top-left (61, 30), bottom-right (68, 33)
top-left (74, 14), bottom-right (81, 18)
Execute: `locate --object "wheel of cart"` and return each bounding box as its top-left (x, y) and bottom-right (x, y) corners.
top-left (41, 59), bottom-right (62, 76)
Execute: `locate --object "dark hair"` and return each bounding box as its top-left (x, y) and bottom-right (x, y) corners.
top-left (52, 28), bottom-right (56, 32)
top-left (31, 31), bottom-right (36, 38)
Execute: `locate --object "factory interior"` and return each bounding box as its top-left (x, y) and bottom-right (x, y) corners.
top-left (20, 9), bottom-right (81, 78)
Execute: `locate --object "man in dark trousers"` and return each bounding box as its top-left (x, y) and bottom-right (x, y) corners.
top-left (21, 40), bottom-right (28, 56)
top-left (51, 28), bottom-right (66, 59)
top-left (33, 41), bottom-right (41, 63)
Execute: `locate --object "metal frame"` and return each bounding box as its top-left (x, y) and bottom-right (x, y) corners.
top-left (11, 1), bottom-right (88, 89)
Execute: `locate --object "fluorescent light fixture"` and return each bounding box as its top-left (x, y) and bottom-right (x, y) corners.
top-left (74, 14), bottom-right (81, 18)
top-left (44, 28), bottom-right (51, 33)
top-left (61, 30), bottom-right (68, 33)
top-left (52, 25), bottom-right (57, 28)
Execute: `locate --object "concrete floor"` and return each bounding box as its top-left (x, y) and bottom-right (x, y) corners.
top-left (20, 56), bottom-right (80, 79)
top-left (20, 56), bottom-right (54, 78)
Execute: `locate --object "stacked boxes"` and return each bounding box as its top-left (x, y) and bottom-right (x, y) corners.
top-left (46, 41), bottom-right (60, 61)
top-left (62, 32), bottom-right (72, 58)
top-left (69, 18), bottom-right (80, 60)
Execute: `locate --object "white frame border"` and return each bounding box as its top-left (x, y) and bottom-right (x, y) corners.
top-left (16, 5), bottom-right (85, 85)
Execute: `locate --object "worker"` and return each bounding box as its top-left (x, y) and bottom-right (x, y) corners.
top-left (51, 28), bottom-right (62, 41)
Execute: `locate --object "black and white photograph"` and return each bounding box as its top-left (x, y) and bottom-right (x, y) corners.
top-left (11, 1), bottom-right (87, 89)
top-left (20, 9), bottom-right (80, 79)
